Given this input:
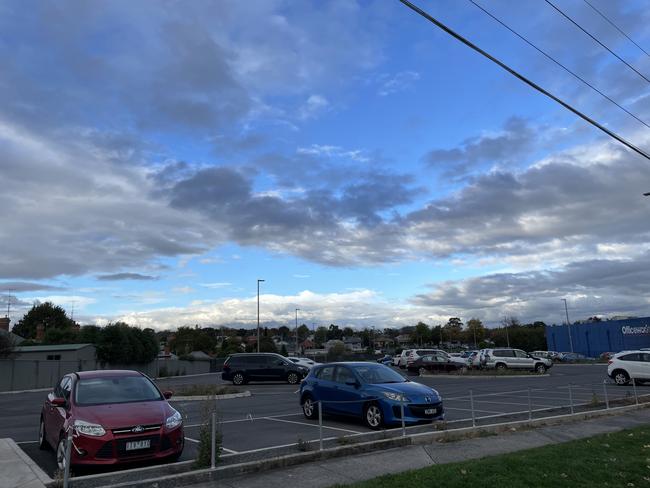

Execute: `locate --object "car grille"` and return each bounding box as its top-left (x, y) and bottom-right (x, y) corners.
top-left (112, 424), bottom-right (161, 435)
top-left (393, 402), bottom-right (443, 419)
top-left (116, 434), bottom-right (160, 458)
top-left (95, 441), bottom-right (114, 459)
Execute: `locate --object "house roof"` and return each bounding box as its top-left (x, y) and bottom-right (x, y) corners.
top-left (0, 329), bottom-right (25, 344)
top-left (14, 343), bottom-right (95, 353)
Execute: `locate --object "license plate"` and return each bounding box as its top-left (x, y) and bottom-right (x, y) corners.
top-left (424, 408), bottom-right (436, 415)
top-left (125, 439), bottom-right (150, 451)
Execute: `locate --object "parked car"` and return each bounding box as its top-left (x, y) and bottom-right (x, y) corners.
top-left (397, 349), bottom-right (414, 369)
top-left (482, 348), bottom-right (553, 373)
top-left (288, 357), bottom-right (319, 369)
top-left (222, 353), bottom-right (309, 385)
top-left (39, 370), bottom-right (184, 471)
top-left (407, 353), bottom-right (468, 375)
top-left (392, 355), bottom-right (401, 366)
top-left (377, 355), bottom-right (393, 365)
top-left (299, 362), bottom-right (444, 429)
top-left (530, 351), bottom-right (554, 360)
top-left (558, 352), bottom-right (595, 362)
top-left (608, 350), bottom-right (650, 385)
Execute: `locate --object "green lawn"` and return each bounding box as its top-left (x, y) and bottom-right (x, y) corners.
top-left (338, 425), bottom-right (650, 487)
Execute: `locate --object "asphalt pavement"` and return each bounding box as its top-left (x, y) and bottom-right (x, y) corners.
top-left (2, 363), bottom-right (641, 479)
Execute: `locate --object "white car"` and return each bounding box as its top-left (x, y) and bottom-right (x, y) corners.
top-left (288, 357), bottom-right (319, 369)
top-left (608, 350), bottom-right (650, 385)
top-left (397, 349), bottom-right (414, 369)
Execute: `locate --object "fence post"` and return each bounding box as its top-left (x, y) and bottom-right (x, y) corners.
top-left (400, 397), bottom-right (406, 437)
top-left (62, 430), bottom-right (72, 488)
top-left (210, 412), bottom-right (216, 469)
top-left (633, 378), bottom-right (639, 405)
top-left (568, 384), bottom-right (574, 414)
top-left (469, 389), bottom-right (476, 428)
top-left (528, 387), bottom-right (532, 421)
top-left (318, 401), bottom-right (323, 451)
top-left (603, 380), bottom-right (609, 409)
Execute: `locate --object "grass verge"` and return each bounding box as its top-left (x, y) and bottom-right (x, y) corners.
top-left (336, 425), bottom-right (650, 487)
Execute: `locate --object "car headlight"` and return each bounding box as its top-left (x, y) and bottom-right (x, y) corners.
top-left (74, 420), bottom-right (106, 437)
top-left (165, 409), bottom-right (182, 430)
top-left (382, 391), bottom-right (410, 402)
top-left (429, 388), bottom-right (440, 398)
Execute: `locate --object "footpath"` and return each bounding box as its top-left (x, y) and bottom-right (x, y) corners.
top-left (187, 408), bottom-right (650, 488)
top-left (0, 438), bottom-right (50, 488)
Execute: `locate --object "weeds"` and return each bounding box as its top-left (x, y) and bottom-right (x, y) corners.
top-left (194, 397), bottom-right (222, 468)
top-left (296, 437), bottom-right (312, 452)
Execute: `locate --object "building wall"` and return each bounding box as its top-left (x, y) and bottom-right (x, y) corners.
top-left (13, 346), bottom-right (97, 362)
top-left (545, 317), bottom-right (650, 357)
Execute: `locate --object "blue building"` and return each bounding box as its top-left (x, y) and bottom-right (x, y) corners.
top-left (546, 317), bottom-right (650, 357)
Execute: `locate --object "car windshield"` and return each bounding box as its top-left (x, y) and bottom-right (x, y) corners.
top-left (352, 364), bottom-right (406, 384)
top-left (75, 376), bottom-right (162, 406)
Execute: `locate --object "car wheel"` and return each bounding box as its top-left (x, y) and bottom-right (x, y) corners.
top-left (302, 396), bottom-right (319, 420)
top-left (535, 364), bottom-right (547, 374)
top-left (232, 372), bottom-right (245, 386)
top-left (38, 417), bottom-right (49, 450)
top-left (495, 363), bottom-right (507, 371)
top-left (56, 436), bottom-right (69, 472)
top-left (613, 370), bottom-right (630, 385)
top-left (364, 403), bottom-right (383, 430)
top-left (418, 367), bottom-right (426, 376)
top-left (287, 372), bottom-right (299, 385)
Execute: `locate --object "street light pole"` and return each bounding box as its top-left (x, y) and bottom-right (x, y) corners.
top-left (257, 279), bottom-right (264, 353)
top-left (562, 298), bottom-right (574, 353)
top-left (295, 308), bottom-right (300, 355)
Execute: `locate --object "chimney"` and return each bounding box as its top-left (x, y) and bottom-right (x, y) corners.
top-left (0, 317), bottom-right (9, 332)
top-left (36, 323), bottom-right (45, 342)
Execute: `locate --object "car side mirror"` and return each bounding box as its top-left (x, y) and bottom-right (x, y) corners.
top-left (345, 379), bottom-right (359, 388)
top-left (51, 397), bottom-right (66, 407)
top-left (163, 390), bottom-right (173, 399)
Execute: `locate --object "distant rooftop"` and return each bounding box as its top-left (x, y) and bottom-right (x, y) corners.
top-left (14, 343), bottom-right (94, 353)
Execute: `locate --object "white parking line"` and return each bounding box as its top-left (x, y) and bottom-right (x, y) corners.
top-left (221, 447), bottom-right (239, 454)
top-left (184, 436), bottom-right (199, 443)
top-left (184, 412), bottom-right (304, 428)
top-left (263, 416), bottom-right (362, 434)
top-left (444, 406), bottom-right (505, 415)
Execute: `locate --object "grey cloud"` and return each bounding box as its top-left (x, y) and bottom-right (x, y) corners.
top-left (96, 273), bottom-right (158, 281)
top-left (411, 253), bottom-right (650, 325)
top-left (424, 117), bottom-right (534, 180)
top-left (0, 282), bottom-right (66, 292)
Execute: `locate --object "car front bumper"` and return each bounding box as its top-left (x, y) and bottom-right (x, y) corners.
top-left (380, 399), bottom-right (444, 425)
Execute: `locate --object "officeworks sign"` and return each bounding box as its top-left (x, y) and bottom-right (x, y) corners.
top-left (622, 325), bottom-right (650, 335)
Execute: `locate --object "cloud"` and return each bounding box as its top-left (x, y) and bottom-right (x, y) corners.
top-left (96, 273), bottom-right (159, 281)
top-left (424, 117), bottom-right (535, 179)
top-left (299, 95), bottom-right (330, 120)
top-left (297, 144), bottom-right (369, 162)
top-left (0, 282), bottom-right (66, 292)
top-left (377, 70), bottom-right (420, 96)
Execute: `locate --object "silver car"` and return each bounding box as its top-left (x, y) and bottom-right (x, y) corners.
top-left (482, 348), bottom-right (552, 374)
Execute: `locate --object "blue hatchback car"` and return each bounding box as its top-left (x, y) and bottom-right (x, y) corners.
top-left (299, 362), bottom-right (444, 429)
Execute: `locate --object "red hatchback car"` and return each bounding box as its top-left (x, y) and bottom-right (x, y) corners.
top-left (38, 370), bottom-right (184, 471)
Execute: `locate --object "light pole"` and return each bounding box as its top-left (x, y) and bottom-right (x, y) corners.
top-left (295, 308), bottom-right (300, 354)
top-left (562, 298), bottom-right (574, 353)
top-left (257, 279), bottom-right (264, 353)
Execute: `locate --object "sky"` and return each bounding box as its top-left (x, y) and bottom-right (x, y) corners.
top-left (2, 0), bottom-right (650, 331)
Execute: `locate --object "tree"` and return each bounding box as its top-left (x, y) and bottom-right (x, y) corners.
top-left (78, 325), bottom-right (101, 344)
top-left (43, 327), bottom-right (79, 345)
top-left (413, 322), bottom-right (431, 346)
top-left (96, 322), bottom-right (158, 364)
top-left (465, 318), bottom-right (486, 347)
top-left (297, 324), bottom-right (310, 341)
top-left (443, 317), bottom-right (464, 342)
top-left (327, 324), bottom-right (342, 341)
top-left (13, 302), bottom-right (75, 339)
top-left (278, 326), bottom-right (290, 339)
top-left (314, 326), bottom-right (328, 346)
top-left (342, 327), bottom-right (354, 338)
top-left (258, 336), bottom-right (278, 353)
top-left (327, 341), bottom-right (346, 361)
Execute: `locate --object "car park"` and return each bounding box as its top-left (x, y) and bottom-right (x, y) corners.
top-left (222, 353), bottom-right (309, 385)
top-left (299, 362), bottom-right (444, 429)
top-left (607, 350), bottom-right (650, 385)
top-left (482, 348), bottom-right (553, 373)
top-left (407, 353), bottom-right (468, 375)
top-left (39, 370), bottom-right (183, 471)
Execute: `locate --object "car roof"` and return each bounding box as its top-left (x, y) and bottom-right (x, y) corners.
top-left (75, 370), bottom-right (143, 379)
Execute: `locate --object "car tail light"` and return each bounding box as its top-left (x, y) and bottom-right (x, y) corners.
top-left (607, 360), bottom-right (613, 365)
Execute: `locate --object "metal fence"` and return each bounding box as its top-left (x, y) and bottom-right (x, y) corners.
top-left (0, 358), bottom-right (224, 392)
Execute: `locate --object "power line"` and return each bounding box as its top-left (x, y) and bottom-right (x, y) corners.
top-left (468, 0), bottom-right (650, 130)
top-left (397, 0), bottom-right (650, 162)
top-left (544, 0), bottom-right (650, 84)
top-left (582, 0), bottom-right (650, 58)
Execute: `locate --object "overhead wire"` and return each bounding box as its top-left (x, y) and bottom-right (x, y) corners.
top-left (543, 0), bottom-right (650, 84)
top-left (468, 0), bottom-right (650, 130)
top-left (582, 0), bottom-right (650, 58)
top-left (397, 0), bottom-right (650, 162)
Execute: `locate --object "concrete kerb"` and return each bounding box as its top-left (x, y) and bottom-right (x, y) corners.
top-left (61, 401), bottom-right (650, 488)
top-left (171, 391), bottom-right (251, 401)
